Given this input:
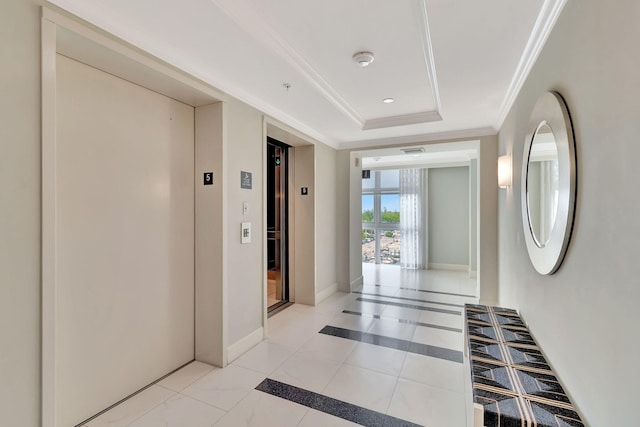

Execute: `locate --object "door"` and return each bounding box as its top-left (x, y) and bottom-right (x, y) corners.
top-left (267, 137), bottom-right (290, 312)
top-left (55, 54), bottom-right (195, 425)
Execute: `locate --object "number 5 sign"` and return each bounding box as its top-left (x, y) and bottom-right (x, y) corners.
top-left (203, 172), bottom-right (213, 185)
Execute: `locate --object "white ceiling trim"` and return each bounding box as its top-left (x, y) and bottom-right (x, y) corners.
top-left (210, 0), bottom-right (364, 128)
top-left (416, 0), bottom-right (442, 116)
top-left (341, 126), bottom-right (495, 150)
top-left (362, 111), bottom-right (442, 130)
top-left (211, 0), bottom-right (443, 132)
top-left (495, 0), bottom-right (568, 130)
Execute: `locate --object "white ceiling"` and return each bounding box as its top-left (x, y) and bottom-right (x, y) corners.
top-left (360, 140), bottom-right (479, 170)
top-left (48, 0), bottom-right (566, 150)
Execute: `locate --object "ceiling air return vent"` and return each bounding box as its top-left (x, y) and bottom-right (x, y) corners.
top-left (400, 147), bottom-right (425, 154)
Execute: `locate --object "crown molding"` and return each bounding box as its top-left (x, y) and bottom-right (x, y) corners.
top-left (211, 0), bottom-right (442, 132)
top-left (416, 0), bottom-right (442, 115)
top-left (495, 0), bottom-right (568, 129)
top-left (210, 0), bottom-right (364, 127)
top-left (363, 111), bottom-right (442, 130)
top-left (339, 126), bottom-right (496, 150)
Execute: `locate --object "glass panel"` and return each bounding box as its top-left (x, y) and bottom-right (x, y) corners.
top-left (362, 229), bottom-right (376, 263)
top-left (380, 194), bottom-right (400, 223)
top-left (380, 230), bottom-right (400, 264)
top-left (362, 172), bottom-right (375, 190)
top-left (362, 194), bottom-right (374, 223)
top-left (526, 122), bottom-right (559, 247)
top-left (379, 170), bottom-right (399, 189)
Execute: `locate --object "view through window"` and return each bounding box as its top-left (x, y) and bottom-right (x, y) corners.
top-left (362, 170), bottom-right (400, 264)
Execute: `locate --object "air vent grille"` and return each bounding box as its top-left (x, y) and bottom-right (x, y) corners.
top-left (400, 147), bottom-right (425, 154)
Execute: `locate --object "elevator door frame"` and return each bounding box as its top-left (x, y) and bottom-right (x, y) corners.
top-left (267, 137), bottom-right (290, 313)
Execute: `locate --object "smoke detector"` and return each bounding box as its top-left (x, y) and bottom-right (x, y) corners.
top-left (352, 51), bottom-right (375, 67)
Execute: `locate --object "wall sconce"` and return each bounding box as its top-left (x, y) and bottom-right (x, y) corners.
top-left (498, 154), bottom-right (512, 188)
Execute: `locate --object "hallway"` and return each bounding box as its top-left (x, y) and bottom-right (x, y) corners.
top-left (82, 265), bottom-right (478, 426)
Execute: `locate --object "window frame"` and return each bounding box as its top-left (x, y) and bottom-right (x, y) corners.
top-left (362, 170), bottom-right (400, 264)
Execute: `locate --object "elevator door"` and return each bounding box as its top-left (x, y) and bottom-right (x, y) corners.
top-left (267, 138), bottom-right (289, 312)
top-left (55, 54), bottom-right (194, 425)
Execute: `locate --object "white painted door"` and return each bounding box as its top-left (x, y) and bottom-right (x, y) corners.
top-left (55, 54), bottom-right (195, 426)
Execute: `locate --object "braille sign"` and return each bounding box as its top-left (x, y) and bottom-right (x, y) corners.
top-left (241, 171), bottom-right (252, 189)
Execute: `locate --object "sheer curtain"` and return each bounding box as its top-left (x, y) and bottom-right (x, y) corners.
top-left (399, 169), bottom-right (424, 269)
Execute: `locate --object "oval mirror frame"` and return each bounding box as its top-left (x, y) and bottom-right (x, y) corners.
top-left (521, 91), bottom-right (576, 275)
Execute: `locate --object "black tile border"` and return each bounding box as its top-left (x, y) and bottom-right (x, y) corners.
top-left (256, 378), bottom-right (422, 427)
top-left (373, 284), bottom-right (476, 298)
top-left (320, 325), bottom-right (463, 363)
top-left (357, 297), bottom-right (460, 316)
top-left (354, 291), bottom-right (464, 308)
top-left (342, 310), bottom-right (462, 333)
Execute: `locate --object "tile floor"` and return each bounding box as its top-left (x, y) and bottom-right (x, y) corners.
top-left (82, 264), bottom-right (478, 427)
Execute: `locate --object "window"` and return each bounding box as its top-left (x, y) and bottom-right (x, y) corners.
top-left (362, 170), bottom-right (401, 264)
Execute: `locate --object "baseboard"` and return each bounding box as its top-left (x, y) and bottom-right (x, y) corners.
top-left (226, 327), bottom-right (264, 363)
top-left (350, 275), bottom-right (363, 291)
top-left (469, 269), bottom-right (477, 278)
top-left (316, 283), bottom-right (338, 304)
top-left (428, 263), bottom-right (469, 272)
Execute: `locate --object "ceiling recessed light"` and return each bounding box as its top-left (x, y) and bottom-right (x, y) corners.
top-left (352, 51), bottom-right (375, 67)
top-left (382, 98), bottom-right (394, 104)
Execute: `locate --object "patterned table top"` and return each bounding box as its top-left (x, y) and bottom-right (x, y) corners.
top-left (465, 304), bottom-right (584, 427)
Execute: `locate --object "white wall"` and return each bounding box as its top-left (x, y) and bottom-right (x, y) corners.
top-left (0, 1), bottom-right (41, 425)
top-left (469, 159), bottom-right (478, 274)
top-left (498, 0), bottom-right (640, 424)
top-left (335, 150), bottom-right (351, 290)
top-left (315, 142), bottom-right (338, 297)
top-left (478, 135), bottom-right (498, 304)
top-left (428, 166), bottom-right (470, 267)
top-left (225, 98), bottom-right (265, 347)
top-left (348, 152), bottom-right (364, 290)
top-left (195, 103), bottom-right (225, 366)
top-left (293, 145), bottom-right (316, 304)
top-left (335, 150), bottom-right (363, 292)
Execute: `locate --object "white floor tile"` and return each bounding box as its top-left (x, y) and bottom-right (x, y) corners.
top-left (297, 409), bottom-right (361, 427)
top-left (345, 299), bottom-right (386, 315)
top-left (181, 365), bottom-right (266, 411)
top-left (418, 310), bottom-right (463, 330)
top-left (387, 379), bottom-right (466, 427)
top-left (322, 365), bottom-right (398, 413)
top-left (290, 303), bottom-right (313, 312)
top-left (86, 385), bottom-right (175, 427)
top-left (400, 353), bottom-right (465, 393)
top-left (297, 333), bottom-right (357, 364)
top-left (345, 342), bottom-right (407, 377)
top-left (367, 318), bottom-right (417, 341)
top-left (129, 394), bottom-right (225, 427)
top-left (232, 341), bottom-right (295, 375)
top-left (269, 352), bottom-right (341, 393)
top-left (412, 325), bottom-right (463, 351)
top-left (379, 305), bottom-right (423, 322)
top-left (265, 322), bottom-right (316, 350)
top-left (158, 361), bottom-right (216, 392)
top-left (87, 265), bottom-right (477, 427)
top-left (326, 312), bottom-right (374, 332)
top-left (213, 390), bottom-right (308, 427)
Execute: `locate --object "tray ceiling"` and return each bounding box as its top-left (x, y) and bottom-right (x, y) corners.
top-left (47, 0), bottom-right (566, 149)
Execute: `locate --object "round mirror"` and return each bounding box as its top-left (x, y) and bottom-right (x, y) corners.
top-left (526, 122), bottom-right (559, 247)
top-left (521, 92), bottom-right (576, 275)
